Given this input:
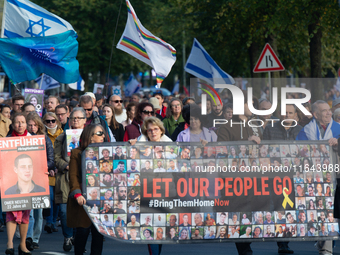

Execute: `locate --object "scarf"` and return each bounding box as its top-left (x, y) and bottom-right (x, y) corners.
top-left (12, 129), bottom-right (28, 136)
top-left (303, 118), bottom-right (334, 140)
top-left (45, 125), bottom-right (58, 135)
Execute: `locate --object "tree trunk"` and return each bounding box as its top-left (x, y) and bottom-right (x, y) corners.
top-left (267, 35), bottom-right (283, 116)
top-left (248, 42), bottom-right (262, 99)
top-left (308, 20), bottom-right (323, 102)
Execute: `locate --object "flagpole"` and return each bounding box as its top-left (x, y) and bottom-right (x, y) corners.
top-left (39, 73), bottom-right (44, 89)
top-left (106, 0), bottom-right (123, 91)
top-left (1, 0), bottom-right (7, 38)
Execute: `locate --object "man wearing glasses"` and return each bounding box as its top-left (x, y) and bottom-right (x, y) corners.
top-left (109, 95), bottom-right (127, 123)
top-left (55, 105), bottom-right (70, 130)
top-left (79, 95), bottom-right (115, 142)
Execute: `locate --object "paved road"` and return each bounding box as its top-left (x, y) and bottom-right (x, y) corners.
top-left (0, 224), bottom-right (340, 255)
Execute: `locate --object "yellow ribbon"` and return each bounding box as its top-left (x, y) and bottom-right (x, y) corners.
top-left (282, 187), bottom-right (294, 209)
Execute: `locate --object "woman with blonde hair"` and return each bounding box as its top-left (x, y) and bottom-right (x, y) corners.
top-left (25, 112), bottom-right (55, 249)
top-left (138, 117), bottom-right (172, 142)
top-left (128, 116), bottom-right (171, 255)
top-left (42, 112), bottom-right (63, 233)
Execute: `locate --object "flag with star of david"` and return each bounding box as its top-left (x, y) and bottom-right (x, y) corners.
top-left (124, 73), bottom-right (140, 97)
top-left (1, 0), bottom-right (75, 38)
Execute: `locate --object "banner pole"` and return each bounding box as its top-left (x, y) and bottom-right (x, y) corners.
top-left (0, 0), bottom-right (7, 38)
top-left (268, 71), bottom-right (271, 102)
top-left (39, 74), bottom-right (44, 89)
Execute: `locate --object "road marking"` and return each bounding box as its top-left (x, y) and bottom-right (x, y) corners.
top-left (42, 252), bottom-right (67, 255)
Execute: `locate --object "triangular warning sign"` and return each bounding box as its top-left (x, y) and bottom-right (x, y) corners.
top-left (253, 43), bottom-right (285, 73)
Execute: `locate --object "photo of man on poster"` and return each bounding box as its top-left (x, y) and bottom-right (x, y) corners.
top-left (5, 154), bottom-right (46, 195)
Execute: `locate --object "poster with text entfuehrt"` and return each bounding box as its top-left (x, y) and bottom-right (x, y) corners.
top-left (0, 135), bottom-right (50, 212)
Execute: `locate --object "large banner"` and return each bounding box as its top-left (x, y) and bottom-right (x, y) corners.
top-left (82, 141), bottom-right (339, 243)
top-left (0, 135), bottom-right (50, 212)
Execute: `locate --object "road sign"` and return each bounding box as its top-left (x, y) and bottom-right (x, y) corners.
top-left (253, 43), bottom-right (285, 73)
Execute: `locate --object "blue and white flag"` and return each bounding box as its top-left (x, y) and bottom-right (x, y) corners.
top-left (0, 30), bottom-right (79, 84)
top-left (172, 79), bottom-right (179, 94)
top-left (124, 73), bottom-right (141, 97)
top-left (184, 38), bottom-right (235, 86)
top-left (111, 86), bottom-right (122, 97)
top-left (1, 0), bottom-right (75, 38)
top-left (68, 75), bottom-right (85, 91)
top-left (296, 118), bottom-right (340, 141)
top-left (35, 74), bottom-right (60, 90)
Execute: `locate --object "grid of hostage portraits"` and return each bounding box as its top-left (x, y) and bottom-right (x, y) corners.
top-left (82, 142), bottom-right (339, 242)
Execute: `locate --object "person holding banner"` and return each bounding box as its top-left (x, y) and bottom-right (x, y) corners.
top-left (5, 113), bottom-right (34, 255)
top-left (176, 104), bottom-right (217, 143)
top-left (128, 116), bottom-right (171, 255)
top-left (43, 112), bottom-right (64, 234)
top-left (296, 100), bottom-right (340, 255)
top-left (68, 124), bottom-right (106, 255)
top-left (55, 108), bottom-right (87, 251)
top-left (25, 112), bottom-right (55, 250)
top-left (217, 94), bottom-right (261, 255)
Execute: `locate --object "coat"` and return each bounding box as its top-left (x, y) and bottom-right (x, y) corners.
top-left (137, 134), bottom-right (172, 142)
top-left (263, 121), bottom-right (302, 141)
top-left (109, 123), bottom-right (125, 142)
top-left (0, 113), bottom-right (11, 138)
top-left (162, 114), bottom-right (185, 136)
top-left (46, 128), bottom-right (63, 186)
top-left (217, 116), bottom-right (262, 142)
top-left (67, 148), bottom-right (92, 228)
top-left (124, 119), bottom-right (142, 141)
top-left (54, 133), bottom-right (70, 204)
top-left (176, 127), bottom-right (217, 142)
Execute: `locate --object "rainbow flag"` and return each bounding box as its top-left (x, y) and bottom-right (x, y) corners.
top-left (117, 0), bottom-right (176, 87)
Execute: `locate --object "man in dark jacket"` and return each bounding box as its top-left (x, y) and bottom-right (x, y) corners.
top-left (217, 96), bottom-right (262, 144)
top-left (263, 104), bottom-right (302, 141)
top-left (204, 96), bottom-right (223, 128)
top-left (217, 96), bottom-right (261, 255)
top-left (262, 104), bottom-right (297, 254)
top-left (79, 95), bottom-right (114, 142)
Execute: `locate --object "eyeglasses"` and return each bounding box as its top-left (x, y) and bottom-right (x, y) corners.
top-left (56, 112), bottom-right (67, 116)
top-left (45, 119), bottom-right (56, 124)
top-left (93, 131), bottom-right (105, 136)
top-left (147, 127), bottom-right (160, 133)
top-left (142, 110), bottom-right (154, 115)
top-left (111, 100), bottom-right (123, 104)
top-left (83, 108), bottom-right (92, 112)
top-left (70, 117), bottom-right (86, 120)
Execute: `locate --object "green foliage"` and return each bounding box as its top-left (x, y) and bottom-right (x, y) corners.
top-left (31, 0), bottom-right (340, 89)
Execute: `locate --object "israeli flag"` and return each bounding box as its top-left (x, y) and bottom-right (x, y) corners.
top-left (124, 74), bottom-right (141, 97)
top-left (68, 75), bottom-right (85, 91)
top-left (1, 0), bottom-right (75, 38)
top-left (184, 38), bottom-right (235, 86)
top-left (35, 74), bottom-right (60, 90)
